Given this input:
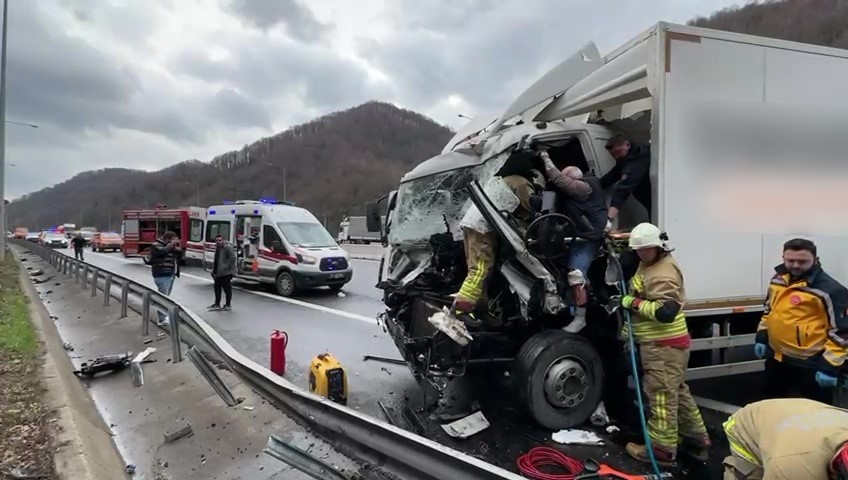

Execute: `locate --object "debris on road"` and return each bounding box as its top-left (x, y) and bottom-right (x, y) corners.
top-left (125, 464), bottom-right (136, 474)
top-left (361, 354), bottom-right (405, 365)
top-left (243, 406), bottom-right (255, 411)
top-left (551, 429), bottom-right (605, 446)
top-left (606, 425), bottom-right (621, 434)
top-left (131, 348), bottom-right (157, 387)
top-left (590, 401), bottom-right (610, 426)
top-left (163, 422), bottom-right (193, 443)
top-left (27, 269), bottom-right (43, 276)
top-left (143, 339), bottom-right (154, 345)
top-left (337, 291), bottom-right (346, 298)
top-left (32, 276), bottom-right (55, 284)
top-left (73, 352), bottom-right (132, 377)
top-left (62, 342), bottom-right (74, 351)
top-left (441, 411), bottom-right (490, 439)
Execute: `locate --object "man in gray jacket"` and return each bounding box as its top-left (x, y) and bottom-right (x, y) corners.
top-left (209, 234), bottom-right (237, 311)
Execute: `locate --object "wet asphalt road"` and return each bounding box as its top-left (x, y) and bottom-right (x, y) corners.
top-left (57, 248), bottom-right (741, 477)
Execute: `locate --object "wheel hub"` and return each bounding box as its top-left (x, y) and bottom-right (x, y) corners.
top-left (543, 357), bottom-right (589, 409)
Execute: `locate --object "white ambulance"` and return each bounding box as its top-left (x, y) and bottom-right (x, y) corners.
top-left (204, 200), bottom-right (352, 296)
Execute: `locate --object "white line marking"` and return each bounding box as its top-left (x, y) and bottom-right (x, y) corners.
top-left (75, 252), bottom-right (378, 324)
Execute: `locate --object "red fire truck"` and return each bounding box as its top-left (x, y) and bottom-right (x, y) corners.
top-left (121, 205), bottom-right (206, 263)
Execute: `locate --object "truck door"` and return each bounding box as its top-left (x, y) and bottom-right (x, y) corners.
top-left (235, 215), bottom-right (262, 278)
top-left (204, 220), bottom-right (232, 271)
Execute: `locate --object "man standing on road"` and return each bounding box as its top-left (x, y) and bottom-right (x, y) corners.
top-left (148, 231), bottom-right (183, 326)
top-left (755, 238), bottom-right (848, 404)
top-left (722, 398), bottom-right (848, 479)
top-left (539, 149), bottom-right (607, 333)
top-left (208, 234), bottom-right (236, 311)
top-left (619, 223), bottom-right (710, 465)
top-left (71, 233), bottom-right (86, 261)
top-left (601, 134), bottom-right (652, 224)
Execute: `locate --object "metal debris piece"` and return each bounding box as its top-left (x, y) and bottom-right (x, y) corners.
top-left (163, 422), bottom-right (193, 443)
top-left (125, 464), bottom-right (136, 474)
top-left (440, 411), bottom-right (490, 439)
top-left (243, 406), bottom-right (255, 411)
top-left (264, 434), bottom-right (348, 480)
top-left (130, 348), bottom-right (156, 387)
top-left (63, 342), bottom-right (74, 351)
top-left (186, 346), bottom-right (238, 407)
top-left (590, 401), bottom-right (610, 426)
top-left (362, 354), bottom-right (406, 365)
top-left (427, 307), bottom-right (473, 346)
top-left (606, 425), bottom-right (620, 434)
top-left (73, 352), bottom-right (132, 377)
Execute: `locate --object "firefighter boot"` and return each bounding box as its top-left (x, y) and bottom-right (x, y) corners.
top-left (679, 434), bottom-right (711, 462)
top-left (625, 443), bottom-right (676, 467)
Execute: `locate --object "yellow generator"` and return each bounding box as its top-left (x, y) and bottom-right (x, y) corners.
top-left (309, 353), bottom-right (347, 405)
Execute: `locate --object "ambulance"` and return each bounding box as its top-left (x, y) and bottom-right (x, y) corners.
top-left (204, 200), bottom-right (352, 296)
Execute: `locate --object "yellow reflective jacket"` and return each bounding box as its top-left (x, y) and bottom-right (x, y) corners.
top-left (627, 252), bottom-right (689, 344)
top-left (756, 264), bottom-right (848, 374)
top-left (724, 398), bottom-right (848, 479)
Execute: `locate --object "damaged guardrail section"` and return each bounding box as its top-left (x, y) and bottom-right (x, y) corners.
top-left (13, 240), bottom-right (525, 480)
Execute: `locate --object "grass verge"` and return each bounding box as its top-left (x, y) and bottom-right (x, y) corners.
top-left (0, 255), bottom-right (57, 479)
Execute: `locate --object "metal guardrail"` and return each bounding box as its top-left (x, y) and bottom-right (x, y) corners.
top-left (14, 240), bottom-right (525, 480)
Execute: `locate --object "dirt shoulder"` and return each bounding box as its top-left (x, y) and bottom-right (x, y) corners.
top-left (0, 255), bottom-right (57, 479)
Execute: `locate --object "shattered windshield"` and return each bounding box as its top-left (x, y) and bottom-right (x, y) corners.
top-left (389, 158), bottom-right (507, 244)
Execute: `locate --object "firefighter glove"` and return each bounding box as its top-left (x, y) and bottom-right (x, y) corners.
top-left (621, 295), bottom-right (642, 310)
top-left (754, 343), bottom-right (766, 359)
top-left (816, 371), bottom-right (839, 388)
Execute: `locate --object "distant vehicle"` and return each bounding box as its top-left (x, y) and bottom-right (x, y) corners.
top-left (14, 227), bottom-right (28, 239)
top-left (24, 232), bottom-right (40, 242)
top-left (121, 205), bottom-right (206, 263)
top-left (204, 200), bottom-right (351, 296)
top-left (79, 230), bottom-right (95, 245)
top-left (337, 216), bottom-right (381, 244)
top-left (41, 232), bottom-right (68, 248)
top-left (91, 232), bottom-right (123, 252)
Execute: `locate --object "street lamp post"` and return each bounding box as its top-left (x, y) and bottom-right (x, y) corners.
top-left (0, 0), bottom-right (9, 258)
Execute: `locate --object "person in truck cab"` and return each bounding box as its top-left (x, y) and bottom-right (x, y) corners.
top-left (601, 134), bottom-right (652, 224)
top-left (451, 150), bottom-right (544, 324)
top-left (755, 238), bottom-right (848, 404)
top-left (617, 222), bottom-right (709, 465)
top-left (539, 149), bottom-right (608, 334)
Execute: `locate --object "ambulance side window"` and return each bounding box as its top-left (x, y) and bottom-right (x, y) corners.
top-left (190, 220), bottom-right (203, 242)
top-left (206, 221), bottom-right (231, 242)
top-left (263, 226), bottom-right (287, 254)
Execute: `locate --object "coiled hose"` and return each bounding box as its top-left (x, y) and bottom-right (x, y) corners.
top-left (516, 446), bottom-right (583, 480)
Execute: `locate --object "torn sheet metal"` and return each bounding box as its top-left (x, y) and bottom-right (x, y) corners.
top-left (459, 176), bottom-right (519, 235)
top-left (427, 307), bottom-right (473, 346)
top-left (440, 411), bottom-right (490, 439)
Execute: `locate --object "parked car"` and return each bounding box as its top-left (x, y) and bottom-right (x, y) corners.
top-left (41, 232), bottom-right (68, 248)
top-left (91, 232), bottom-right (123, 252)
top-left (79, 230), bottom-right (95, 245)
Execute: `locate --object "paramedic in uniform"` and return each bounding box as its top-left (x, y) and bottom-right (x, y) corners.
top-left (539, 149), bottom-right (607, 333)
top-left (451, 150), bottom-right (544, 323)
top-left (722, 398), bottom-right (848, 480)
top-left (619, 223), bottom-right (710, 465)
top-left (755, 238), bottom-right (848, 404)
top-left (600, 134), bottom-right (652, 224)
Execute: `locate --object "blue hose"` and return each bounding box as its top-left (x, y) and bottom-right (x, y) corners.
top-left (620, 277), bottom-right (663, 478)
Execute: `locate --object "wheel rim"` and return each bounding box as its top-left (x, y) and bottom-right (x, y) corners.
top-left (278, 274), bottom-right (293, 294)
top-left (543, 356), bottom-right (589, 409)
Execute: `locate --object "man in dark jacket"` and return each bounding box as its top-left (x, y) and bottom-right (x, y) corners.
top-left (71, 233), bottom-right (86, 260)
top-left (148, 231), bottom-right (183, 325)
top-left (208, 234), bottom-right (236, 311)
top-left (601, 134), bottom-right (652, 223)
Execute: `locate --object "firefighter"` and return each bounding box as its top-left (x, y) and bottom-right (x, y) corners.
top-left (452, 150), bottom-right (543, 321)
top-left (619, 222), bottom-right (710, 465)
top-left (539, 149), bottom-right (608, 333)
top-left (755, 238), bottom-right (848, 404)
top-left (723, 398), bottom-right (848, 479)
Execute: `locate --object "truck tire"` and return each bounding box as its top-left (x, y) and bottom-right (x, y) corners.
top-left (514, 330), bottom-right (604, 430)
top-left (275, 271), bottom-right (296, 297)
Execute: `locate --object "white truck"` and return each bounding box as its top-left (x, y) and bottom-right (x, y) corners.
top-left (338, 216), bottom-right (382, 244)
top-left (370, 22), bottom-right (848, 428)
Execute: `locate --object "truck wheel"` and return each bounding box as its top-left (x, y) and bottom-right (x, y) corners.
top-left (514, 330), bottom-right (604, 430)
top-left (275, 271), bottom-right (296, 297)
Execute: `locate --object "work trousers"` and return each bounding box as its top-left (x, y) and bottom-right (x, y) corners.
top-left (74, 248), bottom-right (84, 261)
top-left (456, 228), bottom-right (497, 306)
top-left (722, 454), bottom-right (763, 480)
top-left (640, 344), bottom-right (708, 451)
top-left (763, 358), bottom-right (832, 404)
top-left (213, 275), bottom-right (233, 307)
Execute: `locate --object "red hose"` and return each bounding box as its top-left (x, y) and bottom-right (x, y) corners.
top-left (516, 446), bottom-right (584, 480)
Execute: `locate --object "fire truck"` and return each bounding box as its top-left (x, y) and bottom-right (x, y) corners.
top-left (121, 205), bottom-right (206, 263)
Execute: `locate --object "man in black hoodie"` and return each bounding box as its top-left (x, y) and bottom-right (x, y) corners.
top-left (601, 134), bottom-right (652, 223)
top-left (148, 231), bottom-right (183, 325)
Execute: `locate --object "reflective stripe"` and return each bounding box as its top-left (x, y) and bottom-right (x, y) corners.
top-left (458, 258), bottom-right (488, 303)
top-left (798, 286), bottom-right (848, 347)
top-left (824, 349), bottom-right (847, 367)
top-left (778, 339), bottom-right (827, 358)
top-left (723, 418), bottom-right (761, 466)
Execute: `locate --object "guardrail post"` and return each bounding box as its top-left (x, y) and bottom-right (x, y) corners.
top-left (90, 269), bottom-right (99, 297)
top-left (81, 265), bottom-right (89, 289)
top-left (169, 306), bottom-right (182, 363)
top-left (63, 258), bottom-right (69, 276)
top-left (103, 274), bottom-right (112, 306)
top-left (120, 282), bottom-right (129, 319)
top-left (141, 291), bottom-right (151, 336)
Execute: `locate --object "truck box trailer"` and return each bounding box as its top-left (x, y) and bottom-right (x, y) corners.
top-left (338, 216), bottom-right (382, 244)
top-left (371, 22), bottom-right (848, 428)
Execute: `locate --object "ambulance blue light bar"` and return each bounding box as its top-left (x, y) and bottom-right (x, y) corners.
top-left (209, 210), bottom-right (216, 214)
top-left (259, 197), bottom-right (277, 204)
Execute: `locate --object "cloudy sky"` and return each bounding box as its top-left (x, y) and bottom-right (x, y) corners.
top-left (5, 0), bottom-right (740, 198)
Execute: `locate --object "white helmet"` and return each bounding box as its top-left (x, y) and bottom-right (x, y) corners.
top-left (629, 222), bottom-right (665, 250)
top-left (563, 166), bottom-right (583, 179)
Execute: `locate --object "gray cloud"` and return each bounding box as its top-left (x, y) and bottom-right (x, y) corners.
top-left (224, 0), bottom-right (331, 42)
top-left (205, 88), bottom-right (272, 130)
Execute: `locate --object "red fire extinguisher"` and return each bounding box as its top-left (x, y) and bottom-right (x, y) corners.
top-left (270, 330), bottom-right (288, 376)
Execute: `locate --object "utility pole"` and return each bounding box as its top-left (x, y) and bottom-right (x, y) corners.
top-left (0, 0), bottom-right (9, 259)
top-left (283, 167), bottom-right (287, 202)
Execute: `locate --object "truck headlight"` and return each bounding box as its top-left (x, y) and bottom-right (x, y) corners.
top-left (296, 253), bottom-right (317, 264)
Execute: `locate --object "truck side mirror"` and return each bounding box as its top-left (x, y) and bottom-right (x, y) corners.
top-left (365, 203), bottom-right (381, 233)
